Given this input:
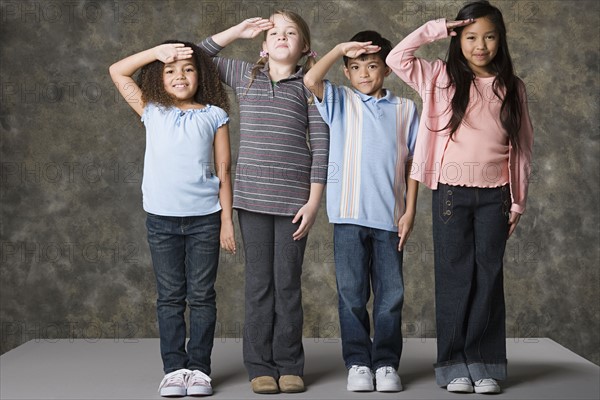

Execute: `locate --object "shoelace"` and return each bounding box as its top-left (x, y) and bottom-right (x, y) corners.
top-left (188, 370), bottom-right (212, 386)
top-left (378, 366), bottom-right (395, 376)
top-left (158, 369), bottom-right (191, 391)
top-left (352, 366), bottom-right (372, 375)
top-left (475, 378), bottom-right (498, 386)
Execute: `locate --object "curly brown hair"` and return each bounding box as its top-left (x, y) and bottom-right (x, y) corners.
top-left (137, 40), bottom-right (229, 113)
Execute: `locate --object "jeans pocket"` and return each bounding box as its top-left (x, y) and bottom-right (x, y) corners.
top-left (439, 185), bottom-right (454, 224)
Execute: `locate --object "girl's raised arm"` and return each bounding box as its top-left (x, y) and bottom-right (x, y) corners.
top-left (109, 44), bottom-right (193, 116)
top-left (210, 17), bottom-right (273, 48)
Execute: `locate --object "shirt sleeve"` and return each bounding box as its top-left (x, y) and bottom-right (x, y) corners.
top-left (197, 37), bottom-right (254, 90)
top-left (509, 80), bottom-right (535, 214)
top-left (307, 100), bottom-right (330, 184)
top-left (406, 100), bottom-right (419, 158)
top-left (212, 106), bottom-right (229, 129)
top-left (386, 19), bottom-right (449, 97)
top-left (313, 80), bottom-right (343, 126)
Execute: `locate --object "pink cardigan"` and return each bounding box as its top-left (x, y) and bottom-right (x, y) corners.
top-left (386, 19), bottom-right (534, 214)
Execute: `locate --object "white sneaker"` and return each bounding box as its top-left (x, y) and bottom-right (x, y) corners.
top-left (375, 366), bottom-right (403, 392)
top-left (474, 378), bottom-right (501, 394)
top-left (187, 370), bottom-right (213, 396)
top-left (347, 365), bottom-right (374, 391)
top-left (447, 377), bottom-right (474, 393)
top-left (158, 369), bottom-right (190, 397)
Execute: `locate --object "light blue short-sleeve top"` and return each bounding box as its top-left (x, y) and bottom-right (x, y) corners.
top-left (141, 103), bottom-right (229, 217)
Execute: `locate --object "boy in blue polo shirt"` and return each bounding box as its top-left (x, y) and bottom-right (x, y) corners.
top-left (304, 31), bottom-right (419, 393)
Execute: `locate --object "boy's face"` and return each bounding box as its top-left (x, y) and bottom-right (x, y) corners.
top-left (343, 54), bottom-right (391, 99)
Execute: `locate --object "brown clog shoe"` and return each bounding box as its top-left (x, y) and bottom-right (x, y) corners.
top-left (278, 375), bottom-right (305, 393)
top-left (251, 376), bottom-right (279, 394)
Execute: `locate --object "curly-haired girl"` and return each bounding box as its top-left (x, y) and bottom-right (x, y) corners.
top-left (110, 40), bottom-right (235, 397)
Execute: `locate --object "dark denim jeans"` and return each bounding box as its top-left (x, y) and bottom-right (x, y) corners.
top-left (146, 212), bottom-right (221, 375)
top-left (432, 183), bottom-right (510, 385)
top-left (334, 224), bottom-right (405, 370)
top-left (237, 210), bottom-right (308, 380)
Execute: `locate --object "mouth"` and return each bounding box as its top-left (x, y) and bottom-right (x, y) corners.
top-left (172, 83), bottom-right (188, 88)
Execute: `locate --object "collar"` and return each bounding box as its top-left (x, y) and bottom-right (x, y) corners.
top-left (259, 62), bottom-right (304, 81)
top-left (352, 87), bottom-right (399, 104)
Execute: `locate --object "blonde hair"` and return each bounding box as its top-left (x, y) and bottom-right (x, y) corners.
top-left (246, 9), bottom-right (316, 91)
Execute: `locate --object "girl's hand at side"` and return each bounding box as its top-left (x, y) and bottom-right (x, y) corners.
top-left (292, 202), bottom-right (319, 241)
top-left (235, 17), bottom-right (274, 39)
top-left (338, 41), bottom-right (381, 58)
top-left (507, 211), bottom-right (521, 238)
top-left (154, 43), bottom-right (194, 64)
top-left (446, 19), bottom-right (475, 36)
top-left (220, 220), bottom-right (236, 254)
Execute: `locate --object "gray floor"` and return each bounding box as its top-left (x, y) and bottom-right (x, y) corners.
top-left (1, 338), bottom-right (598, 399)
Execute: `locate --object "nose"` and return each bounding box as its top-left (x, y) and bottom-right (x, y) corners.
top-left (359, 67), bottom-right (369, 78)
top-left (476, 39), bottom-right (487, 50)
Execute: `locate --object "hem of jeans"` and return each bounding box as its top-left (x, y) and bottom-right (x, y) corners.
top-left (434, 361), bottom-right (471, 387)
top-left (187, 366), bottom-right (211, 376)
top-left (345, 362), bottom-right (372, 370)
top-left (467, 360), bottom-right (507, 381)
top-left (164, 366), bottom-right (189, 374)
top-left (373, 363), bottom-right (399, 372)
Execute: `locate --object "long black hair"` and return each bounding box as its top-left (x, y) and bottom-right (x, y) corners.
top-left (444, 0), bottom-right (522, 149)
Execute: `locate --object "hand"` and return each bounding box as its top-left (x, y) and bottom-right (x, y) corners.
top-left (397, 212), bottom-right (415, 251)
top-left (236, 17), bottom-right (274, 39)
top-left (220, 221), bottom-right (236, 254)
top-left (154, 43), bottom-right (193, 63)
top-left (446, 18), bottom-right (475, 36)
top-left (338, 41), bottom-right (381, 58)
top-left (507, 211), bottom-right (521, 238)
top-left (292, 202), bottom-right (319, 240)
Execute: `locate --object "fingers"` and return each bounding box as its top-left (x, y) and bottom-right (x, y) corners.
top-left (447, 18), bottom-right (475, 36)
top-left (221, 237), bottom-right (236, 254)
top-left (292, 220), bottom-right (308, 241)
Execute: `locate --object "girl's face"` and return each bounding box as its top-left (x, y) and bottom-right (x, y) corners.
top-left (163, 59), bottom-right (199, 105)
top-left (460, 17), bottom-right (499, 77)
top-left (262, 13), bottom-right (308, 64)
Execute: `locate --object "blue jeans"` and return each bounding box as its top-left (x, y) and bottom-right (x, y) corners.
top-left (146, 212), bottom-right (221, 375)
top-left (334, 224), bottom-right (405, 370)
top-left (432, 183), bottom-right (510, 385)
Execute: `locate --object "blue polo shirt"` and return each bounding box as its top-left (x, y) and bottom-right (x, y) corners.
top-left (315, 80), bottom-right (419, 232)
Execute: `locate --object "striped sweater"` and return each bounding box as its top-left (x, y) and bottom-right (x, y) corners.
top-left (199, 37), bottom-right (330, 216)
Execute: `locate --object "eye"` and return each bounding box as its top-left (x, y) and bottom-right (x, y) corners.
top-left (486, 35), bottom-right (496, 40)
top-left (165, 70), bottom-right (173, 74)
top-left (185, 67), bottom-right (195, 72)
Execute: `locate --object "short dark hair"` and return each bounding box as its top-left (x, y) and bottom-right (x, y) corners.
top-left (343, 31), bottom-right (392, 66)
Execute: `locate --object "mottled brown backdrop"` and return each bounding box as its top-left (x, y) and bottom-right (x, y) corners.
top-left (1, 0), bottom-right (598, 366)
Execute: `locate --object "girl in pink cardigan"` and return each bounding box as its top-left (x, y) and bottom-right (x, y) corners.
top-left (387, 0), bottom-right (533, 395)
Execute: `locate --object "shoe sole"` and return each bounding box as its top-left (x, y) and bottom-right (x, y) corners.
top-left (475, 386), bottom-right (501, 394)
top-left (447, 383), bottom-right (474, 393)
top-left (187, 387), bottom-right (213, 396)
top-left (376, 384), bottom-right (403, 392)
top-left (159, 388), bottom-right (187, 397)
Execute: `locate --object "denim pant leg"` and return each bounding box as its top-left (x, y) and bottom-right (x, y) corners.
top-left (238, 210), bottom-right (277, 380)
top-left (334, 224), bottom-right (372, 368)
top-left (432, 185), bottom-right (476, 385)
top-left (184, 212), bottom-right (221, 376)
top-left (432, 184), bottom-right (509, 385)
top-left (272, 215), bottom-right (307, 377)
top-left (465, 186), bottom-right (509, 381)
top-left (371, 228), bottom-right (404, 371)
top-left (146, 213), bottom-right (189, 374)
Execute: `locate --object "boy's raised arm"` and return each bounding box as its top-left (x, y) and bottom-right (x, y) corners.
top-left (303, 42), bottom-right (380, 101)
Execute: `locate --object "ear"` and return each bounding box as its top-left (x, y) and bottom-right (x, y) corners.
top-left (262, 41), bottom-right (268, 53)
top-left (343, 66), bottom-right (351, 80)
top-left (302, 43), bottom-right (310, 54)
top-left (384, 66), bottom-right (392, 77)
